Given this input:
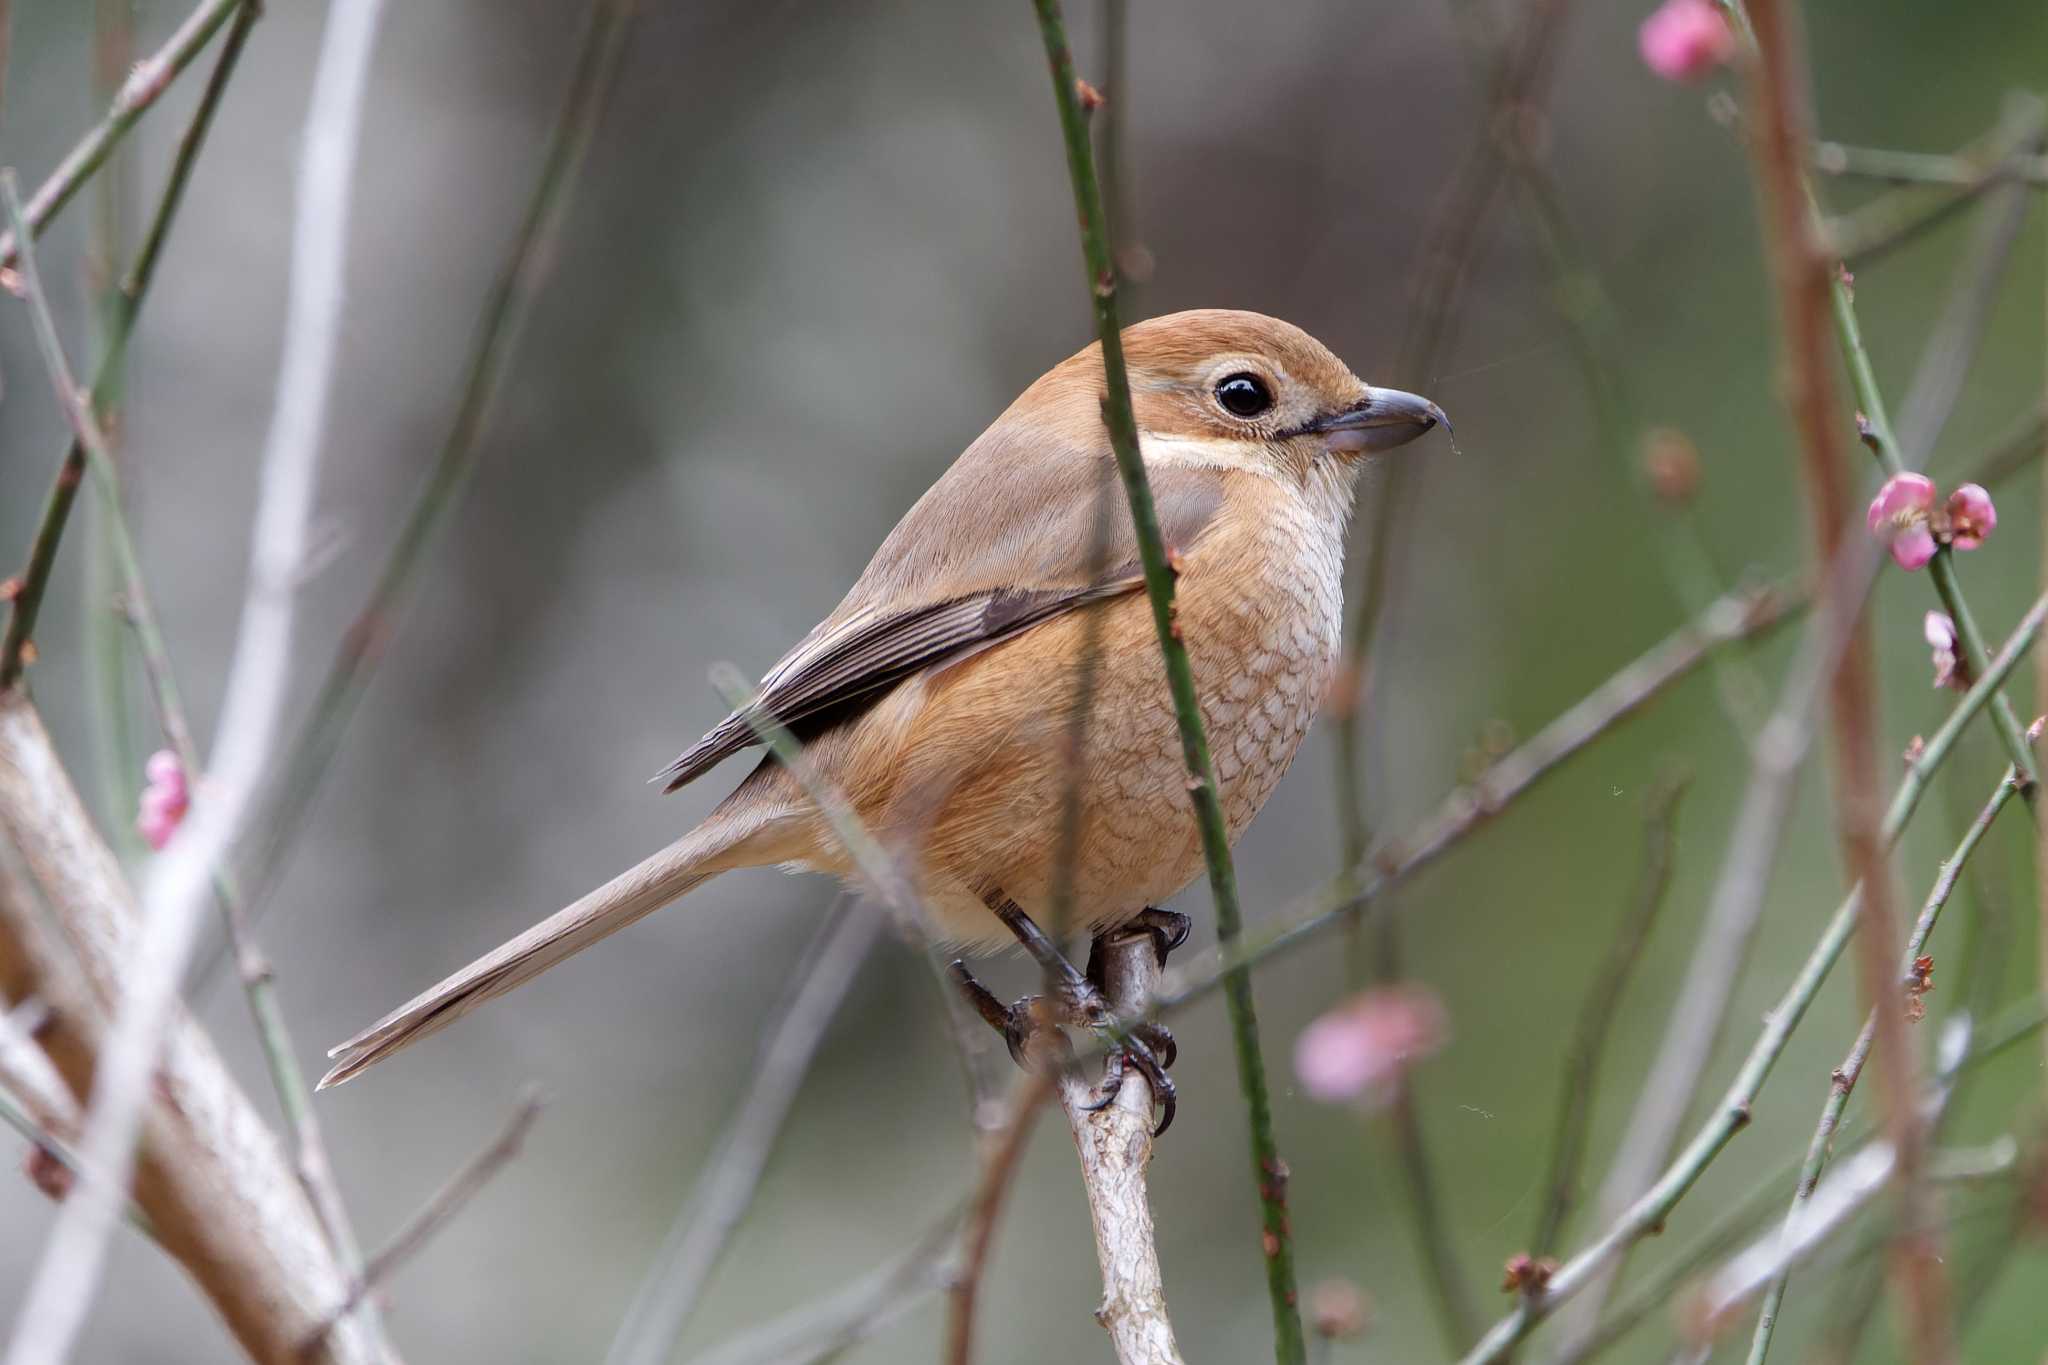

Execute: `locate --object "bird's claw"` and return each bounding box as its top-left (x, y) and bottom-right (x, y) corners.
top-left (1081, 1020), bottom-right (1179, 1136)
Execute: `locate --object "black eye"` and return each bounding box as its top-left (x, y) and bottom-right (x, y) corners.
top-left (1214, 372), bottom-right (1273, 418)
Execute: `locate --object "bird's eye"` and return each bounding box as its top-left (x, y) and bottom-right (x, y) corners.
top-left (1214, 373), bottom-right (1273, 419)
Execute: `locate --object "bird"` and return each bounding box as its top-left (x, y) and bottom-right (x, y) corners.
top-left (319, 309), bottom-right (1445, 1093)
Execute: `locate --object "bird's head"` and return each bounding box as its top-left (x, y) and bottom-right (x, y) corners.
top-left (1050, 308), bottom-right (1447, 480)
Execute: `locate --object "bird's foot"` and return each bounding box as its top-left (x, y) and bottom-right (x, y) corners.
top-left (1080, 1019), bottom-right (1178, 1136)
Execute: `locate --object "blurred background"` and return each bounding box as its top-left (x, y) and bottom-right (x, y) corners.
top-left (3, 0), bottom-right (2048, 1360)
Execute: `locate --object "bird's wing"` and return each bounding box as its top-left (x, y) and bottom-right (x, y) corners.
top-left (658, 420), bottom-right (1225, 793)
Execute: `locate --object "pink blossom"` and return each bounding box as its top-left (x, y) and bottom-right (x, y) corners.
top-left (1924, 611), bottom-right (1964, 691)
top-left (1867, 472), bottom-right (1938, 570)
top-left (136, 748), bottom-right (190, 851)
top-left (1638, 0), bottom-right (1735, 82)
top-left (1293, 985), bottom-right (1447, 1107)
top-left (1946, 483), bottom-right (1996, 550)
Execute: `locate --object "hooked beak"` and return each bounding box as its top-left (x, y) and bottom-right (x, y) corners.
top-left (1307, 386), bottom-right (1450, 455)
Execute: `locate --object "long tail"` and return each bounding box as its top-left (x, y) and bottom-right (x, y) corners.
top-left (320, 810), bottom-right (777, 1089)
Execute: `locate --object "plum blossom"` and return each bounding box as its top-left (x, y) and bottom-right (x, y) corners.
top-left (136, 749), bottom-right (190, 851)
top-left (1867, 472), bottom-right (1996, 571)
top-left (1866, 472), bottom-right (1937, 569)
top-left (1293, 984), bottom-right (1447, 1107)
top-left (1638, 0), bottom-right (1735, 83)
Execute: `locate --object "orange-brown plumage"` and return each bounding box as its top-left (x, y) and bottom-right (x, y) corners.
top-left (320, 309), bottom-right (1445, 1088)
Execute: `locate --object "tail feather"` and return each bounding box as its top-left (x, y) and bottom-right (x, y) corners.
top-left (320, 812), bottom-right (776, 1089)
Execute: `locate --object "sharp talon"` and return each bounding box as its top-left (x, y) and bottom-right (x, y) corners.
top-left (1132, 907), bottom-right (1192, 967)
top-left (1134, 1020), bottom-right (1178, 1071)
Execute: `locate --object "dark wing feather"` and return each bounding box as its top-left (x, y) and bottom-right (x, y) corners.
top-left (657, 572), bottom-right (1143, 791)
top-left (657, 378), bottom-right (1227, 792)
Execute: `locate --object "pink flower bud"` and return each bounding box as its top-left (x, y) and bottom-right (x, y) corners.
top-left (1867, 472), bottom-right (1938, 570)
top-left (1294, 985), bottom-right (1447, 1107)
top-left (1945, 483), bottom-right (1995, 550)
top-left (1924, 612), bottom-right (1964, 691)
top-left (135, 748), bottom-right (190, 851)
top-left (1638, 0), bottom-right (1736, 82)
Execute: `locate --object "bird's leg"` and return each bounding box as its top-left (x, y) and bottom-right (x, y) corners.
top-left (984, 893), bottom-right (1110, 1027)
top-left (953, 894), bottom-right (1176, 1135)
top-left (1080, 912), bottom-right (1184, 1135)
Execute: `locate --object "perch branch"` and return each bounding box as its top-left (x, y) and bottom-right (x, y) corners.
top-left (1054, 929), bottom-right (1185, 1365)
top-left (1026, 2), bottom-right (1302, 1355)
top-left (4, 2), bottom-right (388, 1357)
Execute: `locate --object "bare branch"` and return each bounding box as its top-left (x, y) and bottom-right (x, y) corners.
top-left (5, 1), bottom-right (389, 1356)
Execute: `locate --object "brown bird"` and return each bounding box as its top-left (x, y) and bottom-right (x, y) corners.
top-left (320, 309), bottom-right (1444, 1092)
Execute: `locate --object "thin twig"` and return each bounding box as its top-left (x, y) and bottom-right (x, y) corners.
top-left (1158, 581), bottom-right (1801, 1009)
top-left (1026, 3), bottom-right (1302, 1357)
top-left (682, 1211), bottom-right (964, 1365)
top-left (0, 0), bottom-right (244, 275)
top-left (1892, 98), bottom-right (2046, 461)
top-left (1531, 770), bottom-right (1689, 1258)
top-left (1746, 766), bottom-right (2022, 1363)
top-left (1453, 591), bottom-right (2048, 1365)
top-left (0, 0), bottom-right (258, 691)
top-left (81, 0), bottom-right (141, 839)
top-left (1561, 81), bottom-right (2041, 1355)
top-left (1812, 139), bottom-right (2048, 187)
top-left (605, 898), bottom-right (882, 1365)
top-left (236, 0), bottom-right (639, 921)
top-left (1741, 2), bottom-right (1948, 1357)
top-left (946, 1073), bottom-right (1058, 1365)
top-left (306, 1091), bottom-right (543, 1350)
top-left (1335, 9), bottom-right (1580, 1346)
top-left (2, 2), bottom-right (387, 1357)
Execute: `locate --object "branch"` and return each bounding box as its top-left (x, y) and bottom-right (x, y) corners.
top-left (237, 0), bottom-right (639, 920)
top-left (606, 898), bottom-right (882, 1365)
top-left (1158, 579), bottom-right (1801, 1008)
top-left (1025, 3), bottom-right (1302, 1356)
top-left (1747, 766), bottom-right (2023, 1363)
top-left (0, 0), bottom-right (244, 275)
top-left (1053, 929), bottom-right (1185, 1365)
top-left (5, 1), bottom-right (389, 1356)
top-left (1456, 591), bottom-right (2045, 1363)
top-left (1812, 139), bottom-right (2048, 187)
top-left (1744, 4), bottom-right (1952, 1356)
top-left (946, 1072), bottom-right (1057, 1365)
top-left (1531, 769), bottom-right (1689, 1258)
top-left (0, 0), bottom-right (258, 690)
top-left (0, 695), bottom-right (378, 1363)
top-left (307, 1091), bottom-right (543, 1349)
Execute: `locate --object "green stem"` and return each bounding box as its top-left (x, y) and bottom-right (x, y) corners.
top-left (0, 0), bottom-right (254, 696)
top-left (1531, 771), bottom-right (1688, 1258)
top-left (1826, 239), bottom-right (2041, 797)
top-left (1748, 766), bottom-right (2022, 1364)
top-left (1027, 2), bottom-right (1302, 1358)
top-left (1453, 589), bottom-right (2045, 1364)
top-left (238, 0), bottom-right (638, 912)
top-left (0, 0), bottom-right (243, 273)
